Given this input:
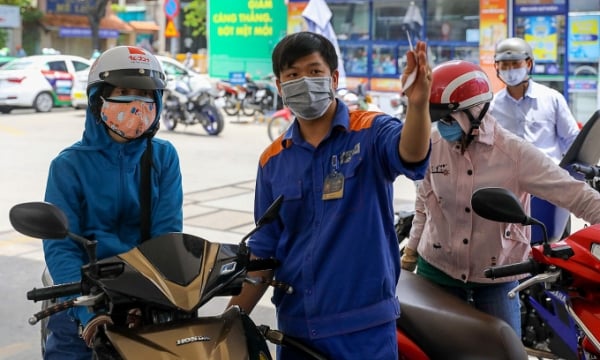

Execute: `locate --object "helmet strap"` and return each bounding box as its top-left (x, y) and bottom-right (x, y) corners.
top-left (459, 102), bottom-right (490, 153)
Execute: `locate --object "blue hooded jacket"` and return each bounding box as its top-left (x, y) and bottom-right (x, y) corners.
top-left (43, 86), bottom-right (183, 326)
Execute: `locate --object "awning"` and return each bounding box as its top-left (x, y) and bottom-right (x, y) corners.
top-left (41, 13), bottom-right (133, 33)
top-left (129, 21), bottom-right (160, 33)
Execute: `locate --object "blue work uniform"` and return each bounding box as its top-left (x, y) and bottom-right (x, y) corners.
top-left (250, 100), bottom-right (429, 359)
top-left (42, 86), bottom-right (183, 359)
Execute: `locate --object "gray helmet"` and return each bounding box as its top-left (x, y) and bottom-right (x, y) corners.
top-left (87, 46), bottom-right (166, 94)
top-left (494, 38), bottom-right (533, 62)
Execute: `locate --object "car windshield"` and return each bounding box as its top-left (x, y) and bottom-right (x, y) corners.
top-left (2, 58), bottom-right (36, 70)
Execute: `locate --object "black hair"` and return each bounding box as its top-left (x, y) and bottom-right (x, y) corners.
top-left (271, 31), bottom-right (338, 77)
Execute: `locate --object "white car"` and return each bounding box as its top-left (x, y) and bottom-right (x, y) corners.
top-left (0, 54), bottom-right (91, 113)
top-left (156, 55), bottom-right (213, 92)
top-left (70, 70), bottom-right (89, 110)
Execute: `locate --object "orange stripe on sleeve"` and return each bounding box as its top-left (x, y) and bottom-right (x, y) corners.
top-left (348, 110), bottom-right (382, 132)
top-left (259, 140), bottom-right (286, 168)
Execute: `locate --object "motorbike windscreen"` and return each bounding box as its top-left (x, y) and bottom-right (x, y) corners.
top-left (137, 233), bottom-right (209, 286)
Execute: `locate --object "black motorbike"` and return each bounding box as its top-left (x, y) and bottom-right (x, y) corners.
top-left (240, 74), bottom-right (282, 117)
top-left (162, 74), bottom-right (225, 136)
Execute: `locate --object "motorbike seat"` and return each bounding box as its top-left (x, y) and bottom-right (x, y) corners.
top-left (396, 271), bottom-right (528, 360)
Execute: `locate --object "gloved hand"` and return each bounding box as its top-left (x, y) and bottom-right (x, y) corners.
top-left (81, 314), bottom-right (113, 348)
top-left (401, 247), bottom-right (418, 272)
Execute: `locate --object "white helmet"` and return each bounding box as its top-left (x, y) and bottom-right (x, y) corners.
top-left (87, 46), bottom-right (166, 94)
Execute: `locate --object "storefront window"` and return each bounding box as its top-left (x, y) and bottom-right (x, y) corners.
top-left (330, 1), bottom-right (370, 41)
top-left (373, 45), bottom-right (397, 75)
top-left (341, 45), bottom-right (369, 75)
top-left (425, 1), bottom-right (479, 42)
top-left (513, 14), bottom-right (567, 99)
top-left (372, 0), bottom-right (424, 41)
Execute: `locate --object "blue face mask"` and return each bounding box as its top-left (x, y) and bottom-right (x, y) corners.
top-left (437, 119), bottom-right (464, 142)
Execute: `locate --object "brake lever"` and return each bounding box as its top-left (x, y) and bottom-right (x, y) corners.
top-left (73, 292), bottom-right (105, 307)
top-left (245, 276), bottom-right (294, 294)
top-left (507, 270), bottom-right (560, 299)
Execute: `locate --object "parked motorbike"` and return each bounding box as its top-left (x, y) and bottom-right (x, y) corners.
top-left (471, 187), bottom-right (600, 360)
top-left (267, 106), bottom-right (293, 141)
top-left (241, 74), bottom-right (282, 117)
top-left (162, 74), bottom-right (225, 136)
top-left (520, 110), bottom-right (600, 359)
top-left (215, 80), bottom-right (246, 116)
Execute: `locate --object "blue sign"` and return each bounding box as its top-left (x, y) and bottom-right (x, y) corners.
top-left (47, 0), bottom-right (96, 15)
top-left (229, 71), bottom-right (246, 85)
top-left (59, 27), bottom-right (119, 39)
top-left (164, 0), bottom-right (179, 19)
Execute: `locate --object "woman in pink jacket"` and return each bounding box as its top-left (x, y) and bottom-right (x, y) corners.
top-left (400, 60), bottom-right (600, 337)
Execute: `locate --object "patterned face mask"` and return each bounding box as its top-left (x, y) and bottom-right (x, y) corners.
top-left (100, 95), bottom-right (156, 140)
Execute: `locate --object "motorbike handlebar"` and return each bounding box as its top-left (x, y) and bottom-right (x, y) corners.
top-left (484, 259), bottom-right (539, 280)
top-left (27, 282), bottom-right (81, 302)
top-left (572, 164), bottom-right (600, 179)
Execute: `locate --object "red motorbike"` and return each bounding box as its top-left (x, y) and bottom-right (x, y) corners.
top-left (472, 187), bottom-right (600, 359)
top-left (267, 106), bottom-right (293, 141)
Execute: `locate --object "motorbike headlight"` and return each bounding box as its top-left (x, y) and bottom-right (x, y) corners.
top-left (592, 243), bottom-right (600, 261)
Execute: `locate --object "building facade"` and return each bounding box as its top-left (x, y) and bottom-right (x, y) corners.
top-left (288, 0), bottom-right (599, 123)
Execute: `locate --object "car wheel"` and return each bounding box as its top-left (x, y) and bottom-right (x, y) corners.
top-left (0, 106), bottom-right (12, 114)
top-left (34, 92), bottom-right (54, 113)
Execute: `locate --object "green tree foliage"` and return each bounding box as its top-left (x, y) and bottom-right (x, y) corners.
top-left (183, 0), bottom-right (207, 37)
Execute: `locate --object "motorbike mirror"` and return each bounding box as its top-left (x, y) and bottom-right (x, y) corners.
top-left (257, 195), bottom-right (284, 227)
top-left (9, 202), bottom-right (69, 240)
top-left (471, 187), bottom-right (532, 225)
top-left (472, 187), bottom-right (551, 255)
top-left (240, 195), bottom-right (284, 245)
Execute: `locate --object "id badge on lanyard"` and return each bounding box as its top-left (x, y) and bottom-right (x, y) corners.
top-left (322, 154), bottom-right (344, 200)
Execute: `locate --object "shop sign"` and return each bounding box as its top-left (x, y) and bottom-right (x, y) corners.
top-left (47, 0), bottom-right (95, 15)
top-left (59, 27), bottom-right (119, 39)
top-left (514, 0), bottom-right (565, 15)
top-left (0, 5), bottom-right (20, 28)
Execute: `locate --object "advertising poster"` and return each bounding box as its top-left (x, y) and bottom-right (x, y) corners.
top-left (208, 0), bottom-right (287, 80)
top-left (568, 15), bottom-right (600, 62)
top-left (479, 0), bottom-right (507, 92)
top-left (287, 1), bottom-right (308, 34)
top-left (523, 16), bottom-right (558, 63)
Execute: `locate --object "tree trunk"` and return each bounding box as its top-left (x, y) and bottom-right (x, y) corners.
top-left (88, 0), bottom-right (110, 52)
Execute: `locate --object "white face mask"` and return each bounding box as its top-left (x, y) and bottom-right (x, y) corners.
top-left (499, 67), bottom-right (529, 87)
top-left (280, 76), bottom-right (334, 120)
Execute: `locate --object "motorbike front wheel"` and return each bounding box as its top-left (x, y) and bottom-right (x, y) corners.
top-left (241, 98), bottom-right (257, 117)
top-left (198, 104), bottom-right (225, 136)
top-left (222, 93), bottom-right (240, 116)
top-left (161, 108), bottom-right (179, 131)
top-left (267, 116), bottom-right (292, 141)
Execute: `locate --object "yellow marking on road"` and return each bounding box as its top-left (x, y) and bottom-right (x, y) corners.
top-left (0, 342), bottom-right (33, 359)
top-left (0, 234), bottom-right (44, 261)
top-left (0, 124), bottom-right (25, 135)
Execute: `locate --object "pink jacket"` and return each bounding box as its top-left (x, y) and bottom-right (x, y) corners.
top-left (407, 114), bottom-right (600, 283)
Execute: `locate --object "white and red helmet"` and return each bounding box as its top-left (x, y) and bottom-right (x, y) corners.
top-left (87, 46), bottom-right (166, 94)
top-left (429, 60), bottom-right (493, 122)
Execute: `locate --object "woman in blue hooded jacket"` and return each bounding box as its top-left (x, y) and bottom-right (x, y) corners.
top-left (42, 46), bottom-right (183, 359)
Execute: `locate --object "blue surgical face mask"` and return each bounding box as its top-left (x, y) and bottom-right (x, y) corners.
top-left (437, 119), bottom-right (464, 142)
